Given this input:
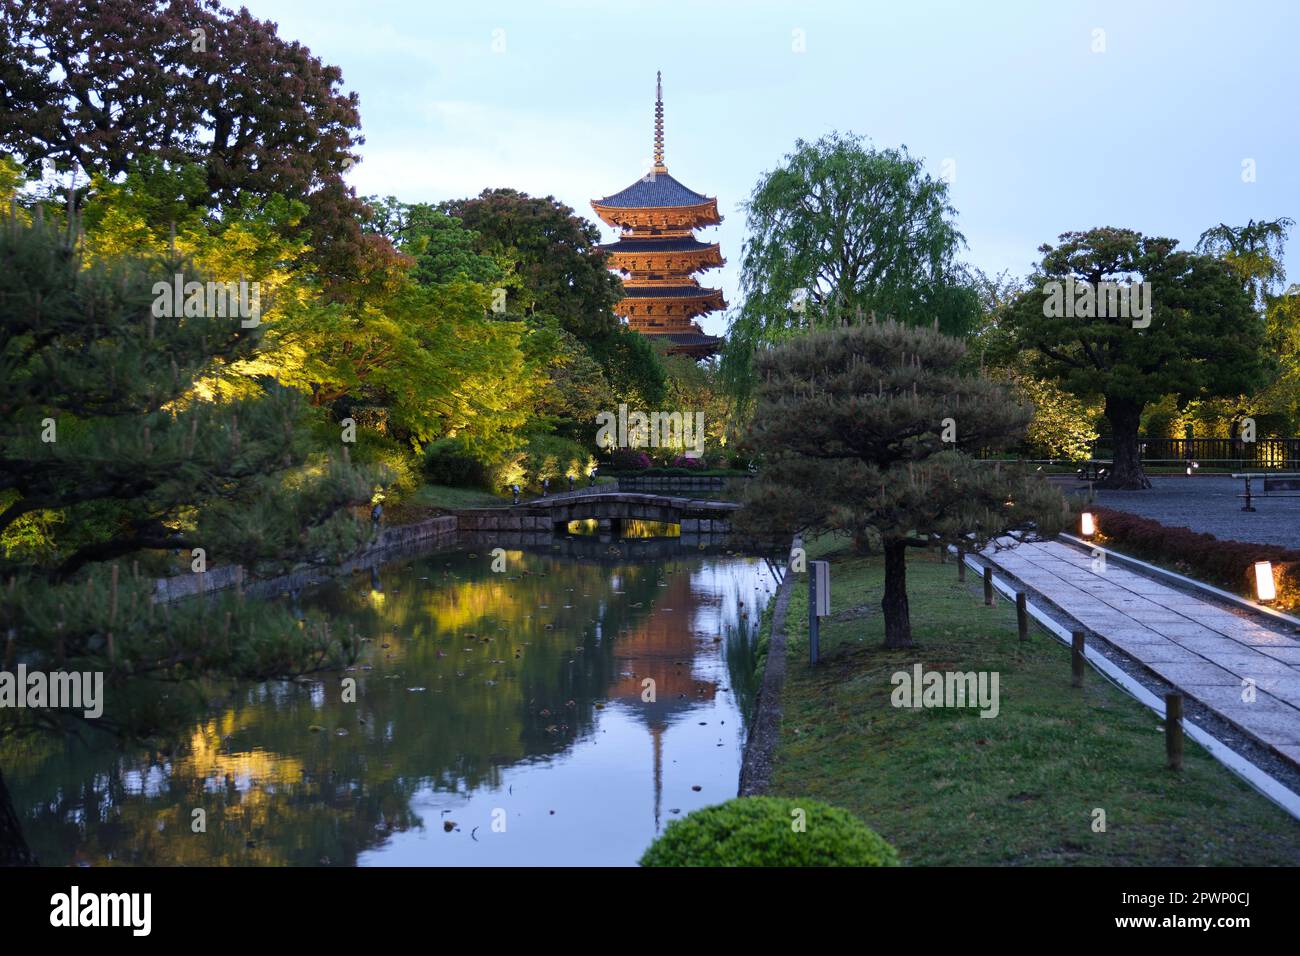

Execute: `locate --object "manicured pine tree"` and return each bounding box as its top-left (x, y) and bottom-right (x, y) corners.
top-left (735, 319), bottom-right (1067, 649)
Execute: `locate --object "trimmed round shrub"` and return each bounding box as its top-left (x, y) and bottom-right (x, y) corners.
top-left (639, 797), bottom-right (899, 867)
top-left (424, 437), bottom-right (492, 489)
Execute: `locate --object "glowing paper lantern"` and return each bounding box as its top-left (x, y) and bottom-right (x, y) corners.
top-left (1254, 561), bottom-right (1277, 604)
top-left (1080, 512), bottom-right (1096, 538)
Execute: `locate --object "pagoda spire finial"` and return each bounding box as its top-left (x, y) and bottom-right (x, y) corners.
top-left (653, 70), bottom-right (666, 172)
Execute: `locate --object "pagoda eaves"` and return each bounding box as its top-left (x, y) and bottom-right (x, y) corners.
top-left (591, 72), bottom-right (725, 359)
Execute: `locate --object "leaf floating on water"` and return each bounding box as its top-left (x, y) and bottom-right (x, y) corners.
top-left (407, 687), bottom-right (426, 692)
top-left (308, 724), bottom-right (326, 733)
top-left (443, 820), bottom-right (456, 832)
top-left (691, 785), bottom-right (702, 791)
top-left (335, 728), bottom-right (349, 737)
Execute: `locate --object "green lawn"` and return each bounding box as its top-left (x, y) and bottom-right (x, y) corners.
top-left (766, 537), bottom-right (1300, 865)
top-left (380, 483), bottom-right (510, 524)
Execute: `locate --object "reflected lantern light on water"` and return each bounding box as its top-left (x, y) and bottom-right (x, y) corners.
top-left (1254, 561), bottom-right (1277, 604)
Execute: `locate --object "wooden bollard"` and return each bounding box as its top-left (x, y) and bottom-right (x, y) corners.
top-left (957, 549), bottom-right (966, 581)
top-left (1071, 631), bottom-right (1085, 688)
top-left (1165, 693), bottom-right (1184, 771)
top-left (1016, 592), bottom-right (1028, 641)
top-left (983, 566), bottom-right (994, 606)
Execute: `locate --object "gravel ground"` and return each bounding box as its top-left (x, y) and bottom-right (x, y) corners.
top-left (1090, 475), bottom-right (1300, 549)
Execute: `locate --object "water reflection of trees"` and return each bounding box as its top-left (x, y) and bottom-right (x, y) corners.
top-left (9, 545), bottom-right (761, 865)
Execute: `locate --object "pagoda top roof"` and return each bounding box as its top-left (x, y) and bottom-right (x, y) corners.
top-left (593, 171), bottom-right (714, 210)
top-left (599, 236), bottom-right (717, 253)
top-left (592, 72), bottom-right (720, 221)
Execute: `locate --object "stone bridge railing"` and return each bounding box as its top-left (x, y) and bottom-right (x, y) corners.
top-left (454, 491), bottom-right (740, 534)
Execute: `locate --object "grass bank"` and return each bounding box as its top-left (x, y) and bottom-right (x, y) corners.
top-left (765, 537), bottom-right (1300, 865)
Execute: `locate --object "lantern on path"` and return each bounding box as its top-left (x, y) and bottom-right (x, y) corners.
top-left (1254, 561), bottom-right (1277, 604)
top-left (1080, 512), bottom-right (1096, 539)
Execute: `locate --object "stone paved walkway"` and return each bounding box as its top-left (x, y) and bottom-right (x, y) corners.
top-left (982, 538), bottom-right (1300, 766)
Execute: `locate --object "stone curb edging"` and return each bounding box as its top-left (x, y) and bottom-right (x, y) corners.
top-left (739, 536), bottom-right (800, 797)
top-left (151, 515), bottom-right (459, 604)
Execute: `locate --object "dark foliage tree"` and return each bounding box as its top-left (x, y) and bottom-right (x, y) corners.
top-left (0, 0), bottom-right (367, 279)
top-left (437, 189), bottom-right (665, 408)
top-left (736, 320), bottom-right (1066, 648)
top-left (997, 228), bottom-right (1267, 489)
top-left (441, 188), bottom-right (624, 342)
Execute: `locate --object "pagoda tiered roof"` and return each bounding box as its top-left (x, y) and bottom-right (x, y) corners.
top-left (591, 72), bottom-right (725, 359)
top-left (593, 172), bottom-right (715, 209)
top-left (599, 236), bottom-right (724, 275)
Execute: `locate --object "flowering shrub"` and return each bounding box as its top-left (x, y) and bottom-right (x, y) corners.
top-left (609, 448), bottom-right (651, 471)
top-left (670, 455), bottom-right (707, 469)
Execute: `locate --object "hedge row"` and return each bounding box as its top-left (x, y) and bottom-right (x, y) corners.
top-left (604, 468), bottom-right (750, 478)
top-left (1091, 506), bottom-right (1300, 607)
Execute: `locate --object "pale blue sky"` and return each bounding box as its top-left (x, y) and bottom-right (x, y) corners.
top-left (245, 0), bottom-right (1299, 337)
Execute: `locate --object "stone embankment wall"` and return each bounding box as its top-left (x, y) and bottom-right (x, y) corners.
top-left (152, 515), bottom-right (458, 603)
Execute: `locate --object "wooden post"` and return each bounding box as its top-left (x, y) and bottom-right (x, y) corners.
top-left (1165, 693), bottom-right (1184, 771)
top-left (957, 549), bottom-right (966, 581)
top-left (1016, 592), bottom-right (1028, 641)
top-left (1071, 631), bottom-right (1085, 688)
top-left (983, 566), bottom-right (994, 606)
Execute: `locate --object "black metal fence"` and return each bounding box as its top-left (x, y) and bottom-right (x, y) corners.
top-left (1088, 438), bottom-right (1300, 469)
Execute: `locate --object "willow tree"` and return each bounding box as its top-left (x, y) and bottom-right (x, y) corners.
top-left (722, 132), bottom-right (980, 407)
top-left (735, 320), bottom-right (1066, 649)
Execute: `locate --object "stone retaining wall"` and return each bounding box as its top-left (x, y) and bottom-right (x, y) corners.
top-left (152, 515), bottom-right (458, 603)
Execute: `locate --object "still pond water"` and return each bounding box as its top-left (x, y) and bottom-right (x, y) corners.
top-left (10, 534), bottom-right (776, 865)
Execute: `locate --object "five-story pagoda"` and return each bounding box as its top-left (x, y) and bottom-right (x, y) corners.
top-left (592, 73), bottom-right (725, 359)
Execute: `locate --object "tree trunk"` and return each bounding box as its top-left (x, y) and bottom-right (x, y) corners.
top-left (0, 767), bottom-right (36, 866)
top-left (881, 538), bottom-right (913, 648)
top-left (1101, 396), bottom-right (1151, 490)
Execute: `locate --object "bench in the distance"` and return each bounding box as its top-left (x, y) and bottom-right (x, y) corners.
top-left (1232, 472), bottom-right (1300, 511)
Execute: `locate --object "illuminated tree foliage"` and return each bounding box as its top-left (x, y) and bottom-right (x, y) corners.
top-left (0, 214), bottom-right (373, 863)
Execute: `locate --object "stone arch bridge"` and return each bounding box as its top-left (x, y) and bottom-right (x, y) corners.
top-left (453, 490), bottom-right (740, 535)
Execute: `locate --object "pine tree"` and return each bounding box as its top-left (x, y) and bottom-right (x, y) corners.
top-left (0, 212), bottom-right (375, 863)
top-left (736, 319), bottom-right (1067, 649)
